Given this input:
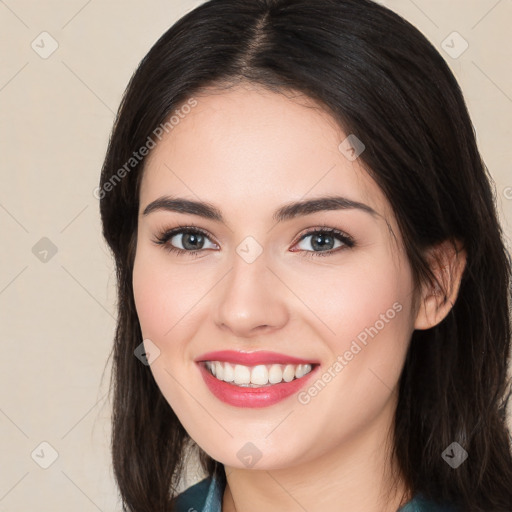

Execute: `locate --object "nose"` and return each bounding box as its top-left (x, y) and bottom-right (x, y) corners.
top-left (213, 251), bottom-right (289, 338)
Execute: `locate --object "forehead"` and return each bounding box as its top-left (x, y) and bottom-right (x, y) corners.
top-left (140, 84), bottom-right (391, 222)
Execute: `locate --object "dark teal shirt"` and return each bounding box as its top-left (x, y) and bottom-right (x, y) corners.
top-left (174, 475), bottom-right (456, 512)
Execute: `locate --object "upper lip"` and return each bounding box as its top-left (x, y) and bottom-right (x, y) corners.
top-left (195, 350), bottom-right (319, 366)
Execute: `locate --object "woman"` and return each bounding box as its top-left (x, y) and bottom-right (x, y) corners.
top-left (99, 0), bottom-right (512, 511)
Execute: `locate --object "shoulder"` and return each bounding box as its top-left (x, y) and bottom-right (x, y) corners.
top-left (173, 476), bottom-right (222, 512)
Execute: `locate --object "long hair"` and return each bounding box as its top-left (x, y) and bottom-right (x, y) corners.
top-left (99, 1), bottom-right (512, 510)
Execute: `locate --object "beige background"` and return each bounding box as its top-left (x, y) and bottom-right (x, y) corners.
top-left (0, 1), bottom-right (511, 510)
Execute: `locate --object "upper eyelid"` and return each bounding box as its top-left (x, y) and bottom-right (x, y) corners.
top-left (157, 226), bottom-right (219, 247)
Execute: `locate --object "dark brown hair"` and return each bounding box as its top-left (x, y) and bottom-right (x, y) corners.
top-left (99, 0), bottom-right (512, 510)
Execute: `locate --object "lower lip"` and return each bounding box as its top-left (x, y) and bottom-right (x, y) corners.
top-left (197, 363), bottom-right (318, 408)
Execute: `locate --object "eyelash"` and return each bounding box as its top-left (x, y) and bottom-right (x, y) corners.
top-left (152, 223), bottom-right (355, 259)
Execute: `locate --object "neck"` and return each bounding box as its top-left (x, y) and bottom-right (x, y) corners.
top-left (221, 397), bottom-right (410, 512)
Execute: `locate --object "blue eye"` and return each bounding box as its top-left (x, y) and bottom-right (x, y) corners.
top-left (293, 228), bottom-right (355, 258)
top-left (153, 225), bottom-right (355, 258)
top-left (153, 226), bottom-right (218, 256)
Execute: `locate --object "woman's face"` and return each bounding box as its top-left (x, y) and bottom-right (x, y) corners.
top-left (133, 84), bottom-right (418, 470)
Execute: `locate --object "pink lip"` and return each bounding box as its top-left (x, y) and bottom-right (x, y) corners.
top-left (195, 350), bottom-right (319, 366)
top-left (197, 362), bottom-right (319, 408)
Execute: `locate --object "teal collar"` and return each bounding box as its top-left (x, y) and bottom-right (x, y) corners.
top-left (175, 475), bottom-right (456, 512)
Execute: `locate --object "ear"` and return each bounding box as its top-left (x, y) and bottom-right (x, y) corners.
top-left (414, 238), bottom-right (467, 330)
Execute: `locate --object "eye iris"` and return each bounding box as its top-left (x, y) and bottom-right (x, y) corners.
top-left (311, 233), bottom-right (334, 251)
top-left (182, 232), bottom-right (204, 250)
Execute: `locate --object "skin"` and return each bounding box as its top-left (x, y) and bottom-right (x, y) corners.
top-left (132, 83), bottom-right (466, 512)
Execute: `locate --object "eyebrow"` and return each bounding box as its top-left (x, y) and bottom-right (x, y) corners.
top-left (142, 195), bottom-right (378, 223)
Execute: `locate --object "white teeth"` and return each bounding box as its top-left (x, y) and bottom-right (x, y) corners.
top-left (215, 361), bottom-right (224, 380)
top-left (204, 361), bottom-right (314, 387)
top-left (223, 361), bottom-right (235, 382)
top-left (234, 364), bottom-right (251, 385)
top-left (283, 364), bottom-right (295, 382)
top-left (250, 365), bottom-right (269, 385)
top-left (268, 364), bottom-right (283, 384)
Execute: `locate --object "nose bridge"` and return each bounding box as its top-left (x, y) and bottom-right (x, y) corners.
top-left (213, 236), bottom-right (288, 336)
top-left (227, 233), bottom-right (271, 288)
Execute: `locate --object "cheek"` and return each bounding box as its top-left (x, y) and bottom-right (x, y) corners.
top-left (132, 245), bottom-right (203, 340)
top-left (132, 247), bottom-right (201, 416)
top-left (290, 253), bottom-right (414, 407)
top-left (132, 257), bottom-right (166, 338)
top-left (290, 253), bottom-right (413, 347)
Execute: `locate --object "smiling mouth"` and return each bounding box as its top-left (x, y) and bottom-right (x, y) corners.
top-left (203, 361), bottom-right (315, 387)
